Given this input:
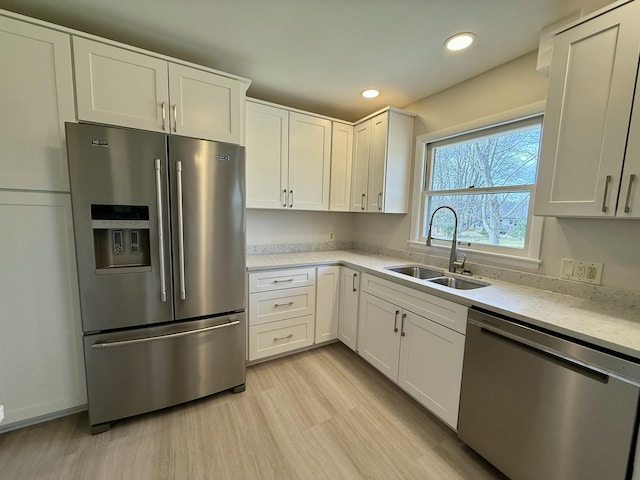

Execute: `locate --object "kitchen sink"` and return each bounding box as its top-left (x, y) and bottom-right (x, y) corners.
top-left (385, 265), bottom-right (443, 279)
top-left (427, 276), bottom-right (489, 290)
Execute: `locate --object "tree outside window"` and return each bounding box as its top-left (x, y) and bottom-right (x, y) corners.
top-left (423, 117), bottom-right (542, 250)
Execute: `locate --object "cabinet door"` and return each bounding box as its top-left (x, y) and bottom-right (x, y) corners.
top-left (0, 17), bottom-right (75, 191)
top-left (350, 119), bottom-right (371, 211)
top-left (329, 122), bottom-right (354, 211)
top-left (288, 112), bottom-right (332, 210)
top-left (73, 37), bottom-right (169, 133)
top-left (338, 267), bottom-right (360, 351)
top-left (315, 266), bottom-right (340, 343)
top-left (357, 292), bottom-right (401, 382)
top-left (618, 71), bottom-right (640, 217)
top-left (168, 63), bottom-right (242, 144)
top-left (0, 191), bottom-right (86, 427)
top-left (398, 311), bottom-right (465, 429)
top-left (367, 112), bottom-right (388, 212)
top-left (535, 1), bottom-right (640, 217)
top-left (245, 101), bottom-right (289, 209)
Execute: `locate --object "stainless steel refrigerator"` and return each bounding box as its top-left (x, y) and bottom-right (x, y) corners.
top-left (66, 123), bottom-right (246, 433)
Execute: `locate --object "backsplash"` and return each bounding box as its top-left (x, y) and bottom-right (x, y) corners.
top-left (247, 241), bottom-right (640, 310)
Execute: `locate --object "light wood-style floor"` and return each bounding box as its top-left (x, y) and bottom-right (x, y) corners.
top-left (0, 343), bottom-right (506, 479)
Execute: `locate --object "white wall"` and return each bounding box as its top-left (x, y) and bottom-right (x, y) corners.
top-left (246, 209), bottom-right (352, 246)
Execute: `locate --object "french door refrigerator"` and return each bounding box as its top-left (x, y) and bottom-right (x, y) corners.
top-left (66, 123), bottom-right (246, 433)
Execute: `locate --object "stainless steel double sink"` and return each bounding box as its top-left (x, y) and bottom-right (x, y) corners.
top-left (385, 265), bottom-right (489, 290)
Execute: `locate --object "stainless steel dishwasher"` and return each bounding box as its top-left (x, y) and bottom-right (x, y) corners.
top-left (458, 308), bottom-right (640, 480)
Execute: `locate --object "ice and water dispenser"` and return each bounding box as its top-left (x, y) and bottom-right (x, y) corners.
top-left (91, 205), bottom-right (151, 273)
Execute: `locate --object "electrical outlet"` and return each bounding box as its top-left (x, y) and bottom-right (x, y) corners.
top-left (560, 258), bottom-right (603, 285)
top-left (328, 232), bottom-right (335, 242)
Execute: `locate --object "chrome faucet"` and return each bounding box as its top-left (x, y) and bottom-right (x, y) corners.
top-left (425, 205), bottom-right (466, 273)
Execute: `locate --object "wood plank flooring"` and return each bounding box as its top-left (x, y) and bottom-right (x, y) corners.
top-left (0, 343), bottom-right (506, 479)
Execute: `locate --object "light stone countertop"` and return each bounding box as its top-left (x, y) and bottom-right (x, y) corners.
top-left (247, 250), bottom-right (640, 359)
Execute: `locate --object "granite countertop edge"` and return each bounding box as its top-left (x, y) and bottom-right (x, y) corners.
top-left (246, 250), bottom-right (640, 359)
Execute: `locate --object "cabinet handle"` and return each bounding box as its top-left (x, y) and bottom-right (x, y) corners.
top-left (273, 301), bottom-right (294, 307)
top-left (393, 309), bottom-right (400, 333)
top-left (352, 273), bottom-right (357, 292)
top-left (361, 193), bottom-right (366, 211)
top-left (378, 192), bottom-right (382, 211)
top-left (161, 102), bottom-right (166, 130)
top-left (273, 333), bottom-right (294, 342)
top-left (273, 278), bottom-right (294, 283)
top-left (400, 313), bottom-right (407, 337)
top-left (283, 189), bottom-right (288, 208)
top-left (172, 104), bottom-right (177, 132)
top-left (289, 190), bottom-right (294, 208)
top-left (601, 175), bottom-right (612, 213)
top-left (624, 174), bottom-right (636, 213)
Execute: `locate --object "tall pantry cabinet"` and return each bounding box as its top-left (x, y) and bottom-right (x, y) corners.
top-left (0, 15), bottom-right (86, 428)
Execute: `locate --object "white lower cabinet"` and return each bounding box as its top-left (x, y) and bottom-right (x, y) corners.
top-left (338, 267), bottom-right (360, 351)
top-left (397, 310), bottom-right (465, 428)
top-left (0, 191), bottom-right (86, 428)
top-left (358, 292), bottom-right (402, 382)
top-left (358, 273), bottom-right (467, 429)
top-left (248, 267), bottom-right (316, 361)
top-left (315, 266), bottom-right (340, 344)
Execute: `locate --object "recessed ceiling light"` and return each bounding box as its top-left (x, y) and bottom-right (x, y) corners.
top-left (445, 32), bottom-right (476, 51)
top-left (361, 89), bottom-right (380, 99)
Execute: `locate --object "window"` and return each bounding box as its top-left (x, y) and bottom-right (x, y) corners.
top-left (411, 111), bottom-right (544, 267)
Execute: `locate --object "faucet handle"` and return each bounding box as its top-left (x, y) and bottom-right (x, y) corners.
top-left (453, 254), bottom-right (466, 272)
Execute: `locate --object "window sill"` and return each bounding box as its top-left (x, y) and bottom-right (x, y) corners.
top-left (406, 240), bottom-right (542, 270)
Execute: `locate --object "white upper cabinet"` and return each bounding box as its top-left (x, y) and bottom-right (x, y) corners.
top-left (73, 37), bottom-right (247, 144)
top-left (245, 99), bottom-right (331, 211)
top-left (329, 122), bottom-right (354, 211)
top-left (73, 37), bottom-right (168, 133)
top-left (535, 1), bottom-right (640, 217)
top-left (0, 16), bottom-right (75, 191)
top-left (350, 109), bottom-right (414, 213)
top-left (168, 63), bottom-right (243, 144)
top-left (246, 101), bottom-right (289, 208)
top-left (288, 112), bottom-right (332, 210)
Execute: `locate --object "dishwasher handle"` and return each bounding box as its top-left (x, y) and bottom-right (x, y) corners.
top-left (468, 309), bottom-right (640, 387)
top-left (477, 322), bottom-right (609, 383)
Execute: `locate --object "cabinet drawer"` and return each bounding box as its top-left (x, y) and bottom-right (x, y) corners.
top-left (361, 273), bottom-right (467, 334)
top-left (249, 315), bottom-right (314, 360)
top-left (249, 286), bottom-right (315, 326)
top-left (249, 267), bottom-right (316, 293)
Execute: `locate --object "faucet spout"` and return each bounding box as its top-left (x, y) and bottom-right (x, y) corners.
top-left (425, 205), bottom-right (465, 273)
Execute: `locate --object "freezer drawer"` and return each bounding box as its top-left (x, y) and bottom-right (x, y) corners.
top-left (83, 313), bottom-right (245, 429)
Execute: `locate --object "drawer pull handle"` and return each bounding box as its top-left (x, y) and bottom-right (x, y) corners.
top-left (400, 313), bottom-right (407, 337)
top-left (393, 309), bottom-right (400, 333)
top-left (273, 333), bottom-right (294, 341)
top-left (274, 301), bottom-right (294, 307)
top-left (361, 193), bottom-right (366, 210)
top-left (352, 273), bottom-right (357, 292)
top-left (273, 278), bottom-right (294, 283)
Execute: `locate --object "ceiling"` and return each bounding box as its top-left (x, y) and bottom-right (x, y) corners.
top-left (0, 0), bottom-right (616, 122)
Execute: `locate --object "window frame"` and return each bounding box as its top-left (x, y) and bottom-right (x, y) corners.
top-left (408, 102), bottom-right (545, 270)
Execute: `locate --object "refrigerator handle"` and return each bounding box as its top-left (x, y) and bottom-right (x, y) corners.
top-left (176, 160), bottom-right (186, 300)
top-left (154, 159), bottom-right (168, 303)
